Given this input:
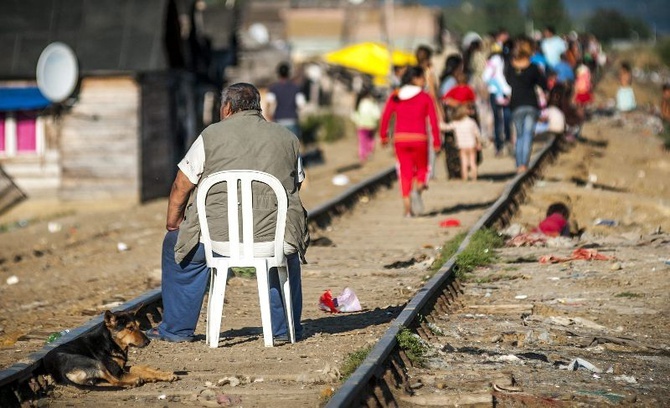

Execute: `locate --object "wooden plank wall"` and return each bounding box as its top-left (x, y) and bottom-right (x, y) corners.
top-left (60, 77), bottom-right (140, 201)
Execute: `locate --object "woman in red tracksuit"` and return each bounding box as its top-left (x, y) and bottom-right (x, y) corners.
top-left (380, 65), bottom-right (442, 217)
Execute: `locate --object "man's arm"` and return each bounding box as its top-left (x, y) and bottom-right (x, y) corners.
top-left (264, 92), bottom-right (276, 121)
top-left (166, 170), bottom-right (196, 231)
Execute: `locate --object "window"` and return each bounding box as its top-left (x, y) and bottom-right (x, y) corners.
top-left (0, 111), bottom-right (43, 157)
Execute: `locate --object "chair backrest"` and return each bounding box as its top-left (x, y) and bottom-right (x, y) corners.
top-left (196, 170), bottom-right (288, 268)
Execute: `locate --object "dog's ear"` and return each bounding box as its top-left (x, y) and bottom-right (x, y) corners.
top-left (103, 310), bottom-right (116, 327)
top-left (128, 303), bottom-right (145, 318)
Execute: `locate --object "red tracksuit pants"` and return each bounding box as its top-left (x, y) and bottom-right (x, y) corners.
top-left (394, 140), bottom-right (429, 197)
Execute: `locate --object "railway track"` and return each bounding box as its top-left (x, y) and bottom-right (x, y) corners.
top-left (0, 134), bottom-right (561, 407)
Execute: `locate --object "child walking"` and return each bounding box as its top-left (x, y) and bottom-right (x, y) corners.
top-left (443, 104), bottom-right (482, 181)
top-left (351, 86), bottom-right (381, 163)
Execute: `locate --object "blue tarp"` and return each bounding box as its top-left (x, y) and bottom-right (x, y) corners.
top-left (0, 87), bottom-right (51, 112)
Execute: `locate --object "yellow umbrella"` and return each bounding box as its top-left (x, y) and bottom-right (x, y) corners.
top-left (324, 42), bottom-right (417, 78)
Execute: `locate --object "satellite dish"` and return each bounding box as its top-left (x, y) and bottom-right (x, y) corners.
top-left (36, 42), bottom-right (79, 103)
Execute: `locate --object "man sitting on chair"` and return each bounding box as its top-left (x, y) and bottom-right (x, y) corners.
top-left (146, 83), bottom-right (310, 344)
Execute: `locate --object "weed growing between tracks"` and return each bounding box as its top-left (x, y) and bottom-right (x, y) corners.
top-left (340, 345), bottom-right (373, 380)
top-left (396, 328), bottom-right (427, 367)
top-left (429, 232), bottom-right (466, 275)
top-left (429, 229), bottom-right (504, 279)
top-left (454, 229), bottom-right (504, 279)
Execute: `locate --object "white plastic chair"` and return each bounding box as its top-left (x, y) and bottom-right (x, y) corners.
top-left (196, 170), bottom-right (295, 348)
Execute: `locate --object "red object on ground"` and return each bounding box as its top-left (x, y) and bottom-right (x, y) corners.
top-left (440, 218), bottom-right (461, 227)
top-left (539, 248), bottom-right (613, 264)
top-left (318, 289), bottom-right (339, 313)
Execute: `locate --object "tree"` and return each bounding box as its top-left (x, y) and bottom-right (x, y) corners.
top-left (528, 0), bottom-right (569, 34)
top-left (586, 8), bottom-right (651, 43)
top-left (443, 0), bottom-right (525, 39)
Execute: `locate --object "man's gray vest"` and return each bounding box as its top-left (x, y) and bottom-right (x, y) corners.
top-left (174, 110), bottom-right (309, 264)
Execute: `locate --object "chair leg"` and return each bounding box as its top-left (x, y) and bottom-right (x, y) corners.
top-left (206, 267), bottom-right (228, 348)
top-left (277, 266), bottom-right (295, 343)
top-left (255, 265), bottom-right (274, 347)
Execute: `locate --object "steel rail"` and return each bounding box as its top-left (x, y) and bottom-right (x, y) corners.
top-left (0, 132), bottom-right (561, 406)
top-left (326, 134), bottom-right (563, 408)
top-left (0, 165), bottom-right (398, 406)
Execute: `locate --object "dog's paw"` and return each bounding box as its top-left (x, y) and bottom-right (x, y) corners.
top-left (160, 372), bottom-right (178, 382)
top-left (132, 377), bottom-right (145, 387)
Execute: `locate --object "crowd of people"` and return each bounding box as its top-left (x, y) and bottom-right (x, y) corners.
top-left (361, 26), bottom-right (606, 217)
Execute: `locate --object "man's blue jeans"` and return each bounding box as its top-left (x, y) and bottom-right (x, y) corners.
top-left (157, 230), bottom-right (303, 341)
top-left (512, 106), bottom-right (539, 168)
top-left (490, 94), bottom-right (512, 154)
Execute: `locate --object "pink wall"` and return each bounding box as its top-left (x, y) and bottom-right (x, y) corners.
top-left (16, 112), bottom-right (36, 152)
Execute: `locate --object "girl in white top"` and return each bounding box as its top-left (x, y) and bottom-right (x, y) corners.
top-left (443, 104), bottom-right (482, 181)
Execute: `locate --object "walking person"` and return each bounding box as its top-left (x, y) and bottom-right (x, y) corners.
top-left (264, 62), bottom-right (306, 141)
top-left (505, 37), bottom-right (547, 173)
top-left (482, 43), bottom-right (512, 156)
top-left (351, 86), bottom-right (381, 164)
top-left (379, 66), bottom-right (441, 217)
top-left (415, 44), bottom-right (443, 180)
top-left (439, 54), bottom-right (466, 179)
top-left (146, 83), bottom-right (310, 344)
top-left (442, 104), bottom-right (482, 181)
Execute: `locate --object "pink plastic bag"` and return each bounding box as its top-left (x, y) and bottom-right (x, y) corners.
top-left (336, 287), bottom-right (362, 312)
top-left (318, 287), bottom-right (362, 313)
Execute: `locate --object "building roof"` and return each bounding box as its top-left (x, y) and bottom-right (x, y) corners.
top-left (0, 0), bottom-right (186, 79)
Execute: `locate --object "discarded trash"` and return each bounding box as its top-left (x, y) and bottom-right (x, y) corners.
top-left (6, 275), bottom-right (19, 285)
top-left (47, 222), bottom-right (62, 233)
top-left (46, 329), bottom-right (70, 344)
top-left (217, 393), bottom-right (242, 406)
top-left (539, 248), bottom-right (613, 264)
top-left (505, 232), bottom-right (547, 247)
top-left (614, 375), bottom-right (637, 384)
top-left (593, 218), bottom-right (618, 227)
top-left (319, 290), bottom-right (339, 313)
top-left (336, 287), bottom-right (362, 312)
top-left (319, 288), bottom-right (361, 313)
top-left (514, 295), bottom-right (528, 300)
top-left (497, 354), bottom-right (521, 363)
top-left (117, 242), bottom-right (129, 252)
top-left (157, 395), bottom-right (167, 400)
top-left (576, 390), bottom-right (625, 403)
top-left (439, 218), bottom-right (461, 227)
top-left (331, 174), bottom-right (349, 186)
top-left (564, 357), bottom-right (603, 373)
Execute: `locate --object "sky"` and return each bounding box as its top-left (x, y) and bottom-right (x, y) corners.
top-left (417, 0), bottom-right (670, 34)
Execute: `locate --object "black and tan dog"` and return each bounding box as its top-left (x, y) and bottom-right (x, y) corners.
top-left (43, 310), bottom-right (177, 387)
